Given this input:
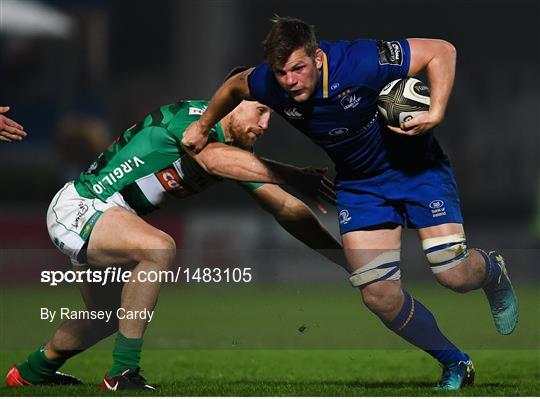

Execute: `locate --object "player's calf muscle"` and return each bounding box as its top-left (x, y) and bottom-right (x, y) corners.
top-left (46, 318), bottom-right (118, 359)
top-left (435, 253), bottom-right (486, 293)
top-left (435, 265), bottom-right (472, 293)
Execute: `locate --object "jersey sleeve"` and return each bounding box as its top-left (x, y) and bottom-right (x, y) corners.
top-left (247, 64), bottom-right (279, 107)
top-left (348, 38), bottom-right (411, 91)
top-left (237, 181), bottom-right (265, 192)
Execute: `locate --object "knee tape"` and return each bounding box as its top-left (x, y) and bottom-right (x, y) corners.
top-left (349, 250), bottom-right (401, 288)
top-left (422, 233), bottom-right (469, 274)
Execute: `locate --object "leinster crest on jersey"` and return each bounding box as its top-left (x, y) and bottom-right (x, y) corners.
top-left (339, 209), bottom-right (352, 225)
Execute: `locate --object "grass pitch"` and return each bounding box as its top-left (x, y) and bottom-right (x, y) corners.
top-left (1, 349), bottom-right (538, 396)
top-left (1, 284), bottom-right (539, 396)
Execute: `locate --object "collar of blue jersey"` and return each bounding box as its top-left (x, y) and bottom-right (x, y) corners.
top-left (312, 50), bottom-right (329, 101)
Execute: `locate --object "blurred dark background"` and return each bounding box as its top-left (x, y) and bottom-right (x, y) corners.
top-left (0, 0), bottom-right (539, 273)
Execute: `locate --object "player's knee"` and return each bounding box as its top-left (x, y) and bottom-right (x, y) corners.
top-left (443, 40), bottom-right (457, 58)
top-left (157, 232), bottom-right (176, 253)
top-left (422, 233), bottom-right (469, 276)
top-left (348, 250), bottom-right (402, 313)
top-left (360, 282), bottom-right (402, 314)
top-left (137, 232), bottom-right (176, 270)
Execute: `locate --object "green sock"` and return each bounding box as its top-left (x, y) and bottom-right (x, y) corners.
top-left (17, 345), bottom-right (65, 384)
top-left (109, 332), bottom-right (143, 376)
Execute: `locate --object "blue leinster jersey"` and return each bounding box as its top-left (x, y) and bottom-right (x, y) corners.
top-left (248, 39), bottom-right (445, 179)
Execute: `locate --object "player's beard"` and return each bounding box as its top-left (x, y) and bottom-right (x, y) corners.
top-left (229, 116), bottom-right (254, 149)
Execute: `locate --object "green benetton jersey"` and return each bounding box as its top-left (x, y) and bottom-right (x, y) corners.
top-left (74, 100), bottom-right (262, 214)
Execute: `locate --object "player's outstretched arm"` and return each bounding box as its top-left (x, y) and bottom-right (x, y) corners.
top-left (193, 141), bottom-right (298, 183)
top-left (0, 106), bottom-right (27, 142)
top-left (388, 39), bottom-right (456, 136)
top-left (192, 142), bottom-right (335, 213)
top-left (260, 157), bottom-right (336, 214)
top-left (182, 68), bottom-right (255, 153)
top-left (248, 184), bottom-right (348, 270)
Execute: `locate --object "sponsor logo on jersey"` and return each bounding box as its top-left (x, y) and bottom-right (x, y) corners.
top-left (429, 200), bottom-right (444, 209)
top-left (53, 237), bottom-right (65, 250)
top-left (330, 82), bottom-right (340, 90)
top-left (283, 107), bottom-right (303, 119)
top-left (156, 167), bottom-right (181, 191)
top-left (339, 209), bottom-right (352, 225)
top-left (156, 166), bottom-right (195, 197)
top-left (189, 107), bottom-right (206, 116)
top-left (377, 40), bottom-right (403, 66)
top-left (429, 199), bottom-right (447, 218)
top-left (86, 160), bottom-right (98, 174)
top-left (329, 127), bottom-right (349, 136)
top-left (79, 211), bottom-right (102, 241)
top-left (72, 201), bottom-right (89, 228)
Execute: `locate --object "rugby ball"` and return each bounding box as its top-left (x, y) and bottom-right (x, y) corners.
top-left (377, 78), bottom-right (430, 127)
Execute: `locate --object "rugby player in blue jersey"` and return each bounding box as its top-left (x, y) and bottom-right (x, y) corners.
top-left (182, 16), bottom-right (519, 390)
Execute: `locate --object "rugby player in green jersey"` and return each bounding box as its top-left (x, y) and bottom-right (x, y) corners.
top-left (6, 94), bottom-right (342, 391)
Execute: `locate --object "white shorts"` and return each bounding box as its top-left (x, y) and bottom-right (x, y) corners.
top-left (46, 181), bottom-right (135, 266)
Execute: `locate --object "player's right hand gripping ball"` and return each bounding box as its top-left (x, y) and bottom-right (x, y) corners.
top-left (377, 78), bottom-right (430, 127)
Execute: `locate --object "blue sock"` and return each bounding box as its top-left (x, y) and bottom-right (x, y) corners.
top-left (472, 248), bottom-right (500, 288)
top-left (383, 290), bottom-right (468, 366)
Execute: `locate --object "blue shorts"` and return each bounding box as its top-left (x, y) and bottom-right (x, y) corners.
top-left (335, 160), bottom-right (464, 235)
